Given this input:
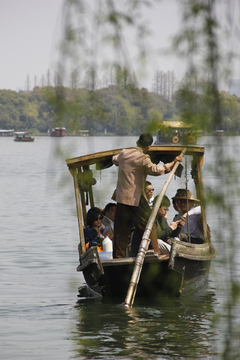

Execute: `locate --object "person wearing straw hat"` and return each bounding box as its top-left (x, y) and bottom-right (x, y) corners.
top-left (172, 189), bottom-right (204, 243)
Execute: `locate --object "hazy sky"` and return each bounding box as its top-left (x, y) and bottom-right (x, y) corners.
top-left (0, 0), bottom-right (184, 91)
top-left (0, 0), bottom-right (64, 91)
top-left (0, 0), bottom-right (239, 92)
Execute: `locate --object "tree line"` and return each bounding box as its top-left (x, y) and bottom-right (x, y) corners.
top-left (1, 71), bottom-right (240, 135)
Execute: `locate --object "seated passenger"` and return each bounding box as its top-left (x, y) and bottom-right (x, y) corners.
top-left (172, 189), bottom-right (204, 244)
top-left (144, 181), bottom-right (155, 208)
top-left (153, 195), bottom-right (184, 254)
top-left (172, 197), bottom-right (182, 218)
top-left (84, 207), bottom-right (110, 252)
top-left (101, 202), bottom-right (116, 241)
top-left (130, 195), bottom-right (183, 256)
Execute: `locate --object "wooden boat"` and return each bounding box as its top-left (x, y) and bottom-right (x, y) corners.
top-left (0, 129), bottom-right (14, 136)
top-left (154, 121), bottom-right (202, 145)
top-left (50, 127), bottom-right (66, 137)
top-left (14, 132), bottom-right (34, 142)
top-left (66, 145), bottom-right (216, 302)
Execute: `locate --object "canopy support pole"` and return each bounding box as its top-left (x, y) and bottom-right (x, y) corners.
top-left (72, 168), bottom-right (86, 257)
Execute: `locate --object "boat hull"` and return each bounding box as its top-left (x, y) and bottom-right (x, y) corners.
top-left (14, 138), bottom-right (34, 142)
top-left (87, 260), bottom-right (183, 299)
top-left (78, 245), bottom-right (213, 301)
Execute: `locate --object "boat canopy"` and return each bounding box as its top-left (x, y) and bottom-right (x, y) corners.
top-left (66, 145), bottom-right (205, 170)
top-left (66, 144), bottom-right (210, 262)
top-left (161, 121), bottom-right (193, 129)
top-left (14, 132), bottom-right (28, 135)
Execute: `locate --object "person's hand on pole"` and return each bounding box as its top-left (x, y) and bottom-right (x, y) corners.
top-left (164, 155), bottom-right (183, 173)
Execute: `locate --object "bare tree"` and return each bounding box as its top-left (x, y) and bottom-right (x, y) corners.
top-left (82, 67), bottom-right (98, 90)
top-left (54, 71), bottom-right (63, 87)
top-left (34, 75), bottom-right (38, 88)
top-left (170, 70), bottom-right (178, 99)
top-left (41, 74), bottom-right (45, 87)
top-left (70, 68), bottom-right (79, 89)
top-left (46, 69), bottom-right (51, 86)
top-left (152, 70), bottom-right (163, 95)
top-left (162, 72), bottom-right (167, 99)
top-left (167, 70), bottom-right (171, 100)
top-left (102, 69), bottom-right (110, 88)
top-left (25, 74), bottom-right (31, 92)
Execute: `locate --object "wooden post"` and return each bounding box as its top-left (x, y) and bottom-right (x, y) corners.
top-left (196, 155), bottom-right (209, 243)
top-left (85, 165), bottom-right (94, 208)
top-left (72, 168), bottom-right (86, 257)
top-left (124, 148), bottom-right (186, 308)
top-left (79, 168), bottom-right (87, 226)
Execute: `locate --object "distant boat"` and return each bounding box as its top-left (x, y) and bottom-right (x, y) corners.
top-left (68, 130), bottom-right (89, 136)
top-left (50, 127), bottom-right (66, 137)
top-left (154, 121), bottom-right (202, 145)
top-left (14, 132), bottom-right (34, 142)
top-left (0, 129), bottom-right (14, 137)
top-left (79, 130), bottom-right (89, 136)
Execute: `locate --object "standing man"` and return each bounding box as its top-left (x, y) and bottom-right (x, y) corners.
top-left (112, 133), bottom-right (182, 258)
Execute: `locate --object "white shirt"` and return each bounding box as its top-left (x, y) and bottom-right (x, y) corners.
top-left (148, 196), bottom-right (154, 209)
top-left (180, 206), bottom-right (203, 238)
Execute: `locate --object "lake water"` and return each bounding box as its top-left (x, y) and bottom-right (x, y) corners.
top-left (1, 135), bottom-right (240, 359)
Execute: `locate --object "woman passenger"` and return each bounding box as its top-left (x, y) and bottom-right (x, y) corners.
top-left (84, 207), bottom-right (110, 251)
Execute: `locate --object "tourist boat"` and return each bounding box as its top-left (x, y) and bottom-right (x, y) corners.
top-left (14, 132), bottom-right (35, 142)
top-left (215, 129), bottom-right (224, 136)
top-left (0, 129), bottom-right (14, 136)
top-left (154, 121), bottom-right (202, 145)
top-left (50, 127), bottom-right (66, 137)
top-left (66, 145), bottom-right (216, 305)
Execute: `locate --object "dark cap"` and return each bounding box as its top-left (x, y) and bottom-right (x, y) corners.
top-left (137, 133), bottom-right (153, 148)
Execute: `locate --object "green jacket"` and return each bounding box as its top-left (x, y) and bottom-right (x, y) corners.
top-left (156, 217), bottom-right (180, 242)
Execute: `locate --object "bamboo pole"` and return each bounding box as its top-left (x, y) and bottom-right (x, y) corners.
top-left (124, 148), bottom-right (187, 308)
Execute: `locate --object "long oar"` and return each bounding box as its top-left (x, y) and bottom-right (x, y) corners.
top-left (124, 148), bottom-right (187, 308)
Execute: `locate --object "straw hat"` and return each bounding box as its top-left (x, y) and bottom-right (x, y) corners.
top-left (172, 189), bottom-right (200, 203)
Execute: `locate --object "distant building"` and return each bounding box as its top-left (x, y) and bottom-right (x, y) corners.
top-left (229, 79), bottom-right (240, 97)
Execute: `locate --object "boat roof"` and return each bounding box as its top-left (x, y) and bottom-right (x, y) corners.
top-left (66, 145), bottom-right (205, 169)
top-left (162, 121), bottom-right (193, 129)
top-left (0, 129), bottom-right (14, 132)
top-left (14, 132), bottom-right (28, 135)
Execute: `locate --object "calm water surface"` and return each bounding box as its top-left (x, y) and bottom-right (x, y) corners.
top-left (1, 136), bottom-right (240, 359)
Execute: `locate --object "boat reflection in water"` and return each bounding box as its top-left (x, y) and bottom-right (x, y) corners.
top-left (74, 283), bottom-right (217, 359)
